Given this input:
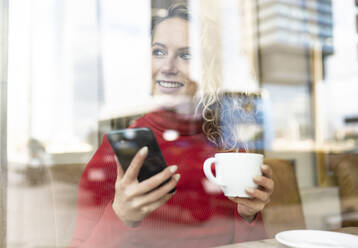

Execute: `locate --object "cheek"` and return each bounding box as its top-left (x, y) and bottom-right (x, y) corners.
top-left (151, 63), bottom-right (157, 94)
top-left (179, 62), bottom-right (191, 79)
top-left (178, 64), bottom-right (196, 93)
top-left (186, 81), bottom-right (198, 95)
top-left (152, 61), bottom-right (163, 80)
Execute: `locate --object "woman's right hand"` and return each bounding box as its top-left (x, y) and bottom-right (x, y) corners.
top-left (112, 146), bottom-right (180, 227)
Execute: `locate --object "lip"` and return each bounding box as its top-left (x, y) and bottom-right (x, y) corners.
top-left (156, 80), bottom-right (184, 94)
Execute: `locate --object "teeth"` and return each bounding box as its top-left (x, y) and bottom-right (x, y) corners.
top-left (157, 81), bottom-right (184, 88)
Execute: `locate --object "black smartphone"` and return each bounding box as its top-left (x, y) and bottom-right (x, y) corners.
top-left (106, 127), bottom-right (175, 192)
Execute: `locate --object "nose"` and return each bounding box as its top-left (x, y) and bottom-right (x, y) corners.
top-left (160, 54), bottom-right (178, 76)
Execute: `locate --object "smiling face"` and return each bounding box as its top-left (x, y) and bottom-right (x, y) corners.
top-left (152, 17), bottom-right (197, 97)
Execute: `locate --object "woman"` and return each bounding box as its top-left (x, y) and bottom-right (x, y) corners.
top-left (70, 4), bottom-right (273, 248)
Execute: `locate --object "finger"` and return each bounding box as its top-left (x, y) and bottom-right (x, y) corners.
top-left (261, 164), bottom-right (273, 179)
top-left (228, 196), bottom-right (253, 204)
top-left (246, 187), bottom-right (270, 203)
top-left (232, 197), bottom-right (256, 208)
top-left (135, 165), bottom-right (178, 195)
top-left (228, 196), bottom-right (243, 204)
top-left (253, 175), bottom-right (274, 193)
top-left (123, 146), bottom-right (148, 183)
top-left (228, 196), bottom-right (236, 202)
top-left (114, 155), bottom-right (124, 180)
top-left (141, 193), bottom-right (172, 214)
top-left (237, 199), bottom-right (264, 216)
top-left (136, 174), bottom-right (180, 205)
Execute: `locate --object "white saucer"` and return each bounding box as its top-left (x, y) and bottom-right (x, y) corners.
top-left (275, 229), bottom-right (358, 248)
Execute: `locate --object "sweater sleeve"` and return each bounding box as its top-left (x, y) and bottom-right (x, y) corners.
top-left (69, 118), bottom-right (152, 247)
top-left (70, 201), bottom-right (146, 248)
top-left (69, 135), bottom-right (119, 247)
top-left (233, 210), bottom-right (267, 243)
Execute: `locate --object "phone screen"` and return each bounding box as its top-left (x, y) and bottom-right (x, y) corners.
top-left (106, 128), bottom-right (171, 183)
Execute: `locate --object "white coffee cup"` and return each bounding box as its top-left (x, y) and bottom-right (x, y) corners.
top-left (203, 153), bottom-right (263, 197)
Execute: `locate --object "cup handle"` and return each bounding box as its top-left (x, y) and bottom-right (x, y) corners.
top-left (203, 157), bottom-right (221, 185)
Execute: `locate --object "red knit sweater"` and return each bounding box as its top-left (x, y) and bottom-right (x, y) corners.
top-left (70, 110), bottom-right (267, 248)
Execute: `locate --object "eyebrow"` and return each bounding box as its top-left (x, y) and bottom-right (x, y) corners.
top-left (178, 47), bottom-right (190, 52)
top-left (152, 42), bottom-right (167, 48)
top-left (152, 42), bottom-right (190, 52)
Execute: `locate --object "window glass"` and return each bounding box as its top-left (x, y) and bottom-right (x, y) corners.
top-left (5, 0), bottom-right (358, 247)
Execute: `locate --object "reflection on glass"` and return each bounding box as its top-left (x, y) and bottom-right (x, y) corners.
top-left (5, 0), bottom-right (358, 247)
top-left (70, 2), bottom-right (271, 247)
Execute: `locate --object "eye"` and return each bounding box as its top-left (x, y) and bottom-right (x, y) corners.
top-left (152, 48), bottom-right (166, 57)
top-left (179, 51), bottom-right (191, 60)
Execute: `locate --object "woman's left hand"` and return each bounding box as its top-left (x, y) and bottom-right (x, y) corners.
top-left (229, 164), bottom-right (274, 223)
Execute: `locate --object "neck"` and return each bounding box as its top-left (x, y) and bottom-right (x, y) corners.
top-left (153, 95), bottom-right (201, 119)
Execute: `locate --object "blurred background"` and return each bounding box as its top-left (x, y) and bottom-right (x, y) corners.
top-left (1, 0), bottom-right (358, 247)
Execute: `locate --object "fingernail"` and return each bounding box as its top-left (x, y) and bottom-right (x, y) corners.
top-left (169, 165), bottom-right (178, 173)
top-left (173, 174), bottom-right (180, 181)
top-left (139, 146), bottom-right (148, 156)
top-left (261, 164), bottom-right (268, 170)
top-left (246, 187), bottom-right (254, 193)
top-left (254, 175), bottom-right (261, 181)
